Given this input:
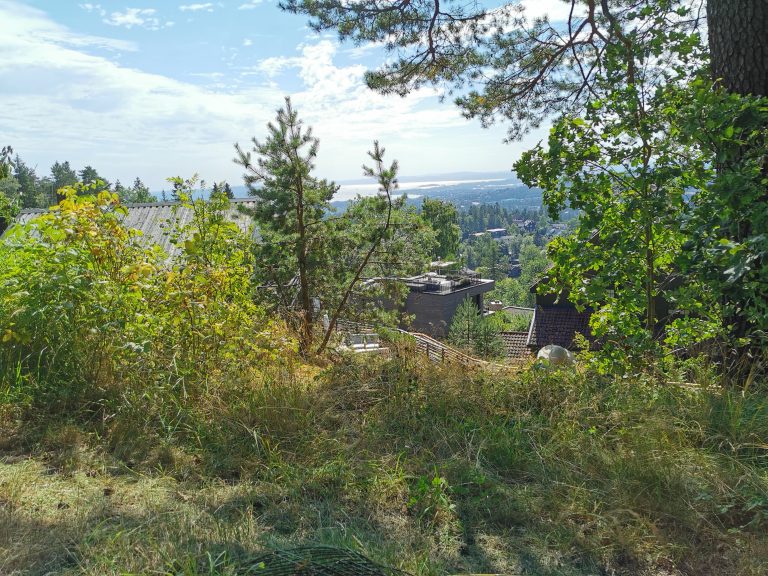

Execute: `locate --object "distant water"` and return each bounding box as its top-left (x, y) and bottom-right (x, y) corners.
top-left (173, 174), bottom-right (537, 209)
top-left (336, 177), bottom-right (508, 201)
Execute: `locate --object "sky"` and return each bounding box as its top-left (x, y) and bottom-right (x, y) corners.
top-left (0, 0), bottom-right (573, 191)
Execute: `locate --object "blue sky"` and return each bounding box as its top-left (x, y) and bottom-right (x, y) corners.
top-left (0, 0), bottom-right (571, 190)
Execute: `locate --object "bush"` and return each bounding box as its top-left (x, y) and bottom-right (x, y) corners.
top-left (0, 185), bottom-right (289, 420)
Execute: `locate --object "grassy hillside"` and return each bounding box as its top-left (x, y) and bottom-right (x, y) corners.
top-left (2, 347), bottom-right (767, 575)
top-left (1, 191), bottom-right (766, 575)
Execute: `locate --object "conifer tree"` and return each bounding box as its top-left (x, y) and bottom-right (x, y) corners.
top-left (234, 97), bottom-right (338, 354)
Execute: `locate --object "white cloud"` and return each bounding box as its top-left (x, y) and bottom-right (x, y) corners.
top-left (179, 3), bottom-right (214, 12)
top-left (79, 3), bottom-right (106, 16)
top-left (242, 38), bottom-right (253, 46)
top-left (8, 2), bottom-right (135, 52)
top-left (0, 1), bottom-right (517, 188)
top-left (515, 0), bottom-right (582, 22)
top-left (249, 40), bottom-right (465, 145)
top-left (237, 1), bottom-right (263, 10)
top-left (0, 2), bottom-right (277, 186)
top-left (103, 8), bottom-right (173, 30)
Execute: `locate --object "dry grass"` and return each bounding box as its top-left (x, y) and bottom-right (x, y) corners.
top-left (1, 350), bottom-right (768, 575)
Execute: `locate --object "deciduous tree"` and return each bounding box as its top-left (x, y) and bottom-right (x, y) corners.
top-left (421, 197), bottom-right (460, 259)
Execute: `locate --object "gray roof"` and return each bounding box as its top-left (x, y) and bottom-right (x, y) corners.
top-left (6, 198), bottom-right (260, 258)
top-left (499, 331), bottom-right (532, 359)
top-left (527, 305), bottom-right (593, 350)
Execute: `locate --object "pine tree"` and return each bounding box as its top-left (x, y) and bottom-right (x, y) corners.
top-left (234, 97), bottom-right (338, 354)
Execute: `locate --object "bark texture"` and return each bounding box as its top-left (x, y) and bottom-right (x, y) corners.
top-left (708, 0), bottom-right (768, 96)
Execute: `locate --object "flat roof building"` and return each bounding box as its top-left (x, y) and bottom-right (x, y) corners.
top-left (401, 271), bottom-right (495, 336)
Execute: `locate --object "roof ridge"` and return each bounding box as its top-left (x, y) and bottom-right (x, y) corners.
top-left (16, 197), bottom-right (258, 214)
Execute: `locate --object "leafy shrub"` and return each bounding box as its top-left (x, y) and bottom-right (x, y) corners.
top-left (0, 184), bottom-right (289, 419)
top-left (0, 186), bottom-right (158, 402)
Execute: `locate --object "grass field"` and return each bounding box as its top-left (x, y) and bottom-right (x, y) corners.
top-left (2, 347), bottom-right (767, 575)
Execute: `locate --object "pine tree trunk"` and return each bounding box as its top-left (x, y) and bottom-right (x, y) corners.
top-left (296, 178), bottom-right (313, 356)
top-left (708, 0), bottom-right (768, 96)
top-left (707, 0), bottom-right (768, 361)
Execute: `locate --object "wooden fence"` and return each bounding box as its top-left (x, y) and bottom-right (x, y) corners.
top-left (335, 320), bottom-right (516, 370)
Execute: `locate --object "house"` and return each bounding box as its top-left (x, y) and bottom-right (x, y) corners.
top-left (5, 198), bottom-right (261, 257)
top-left (471, 228), bottom-right (508, 240)
top-left (499, 330), bottom-right (532, 359)
top-left (486, 227), bottom-right (507, 238)
top-left (399, 269), bottom-right (495, 337)
top-left (526, 293), bottom-right (595, 351)
top-left (525, 265), bottom-right (680, 352)
top-left (511, 219), bottom-right (536, 233)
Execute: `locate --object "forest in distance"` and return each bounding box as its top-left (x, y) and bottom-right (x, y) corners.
top-left (2, 0), bottom-right (768, 575)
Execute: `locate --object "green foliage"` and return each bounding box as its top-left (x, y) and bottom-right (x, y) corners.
top-left (12, 155), bottom-right (51, 209)
top-left (448, 298), bottom-right (478, 350)
top-left (673, 83), bottom-right (768, 344)
top-left (0, 147), bottom-right (19, 233)
top-left (457, 203), bottom-right (551, 238)
top-left (513, 2), bottom-right (723, 358)
top-left (420, 197), bottom-right (460, 260)
top-left (114, 177), bottom-right (157, 203)
top-left (489, 239), bottom-right (549, 306)
top-left (486, 309), bottom-right (532, 333)
top-left (235, 99), bottom-right (434, 354)
top-left (0, 186), bottom-right (157, 398)
top-left (0, 185), bottom-right (284, 412)
top-left (0, 151), bottom-right (158, 210)
top-left (331, 193), bottom-right (435, 326)
top-left (159, 176), bottom-right (281, 373)
top-left (0, 145), bottom-right (13, 179)
top-left (408, 471), bottom-right (455, 526)
top-left (234, 97), bottom-right (341, 354)
top-left (78, 165), bottom-right (111, 192)
top-left (463, 232), bottom-right (508, 281)
top-left (448, 298), bottom-right (504, 359)
top-left (50, 160), bottom-right (78, 196)
top-left (0, 179), bottom-right (19, 235)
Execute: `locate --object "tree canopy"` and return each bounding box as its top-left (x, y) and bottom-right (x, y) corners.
top-left (283, 0), bottom-right (768, 356)
top-left (235, 98), bottom-right (434, 355)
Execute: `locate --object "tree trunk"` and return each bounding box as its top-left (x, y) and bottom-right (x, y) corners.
top-left (708, 0), bottom-right (768, 97)
top-left (296, 180), bottom-right (313, 356)
top-left (707, 0), bottom-right (768, 364)
top-left (645, 223), bottom-right (656, 333)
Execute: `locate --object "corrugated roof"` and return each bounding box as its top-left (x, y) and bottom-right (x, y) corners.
top-left (6, 198), bottom-right (260, 258)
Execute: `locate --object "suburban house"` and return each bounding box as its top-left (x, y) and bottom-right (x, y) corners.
top-left (526, 282), bottom-right (595, 351)
top-left (525, 268), bottom-right (681, 353)
top-left (470, 227), bottom-right (508, 239)
top-left (397, 264), bottom-right (495, 337)
top-left (5, 199), bottom-right (260, 257)
top-left (486, 227), bottom-right (507, 238)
